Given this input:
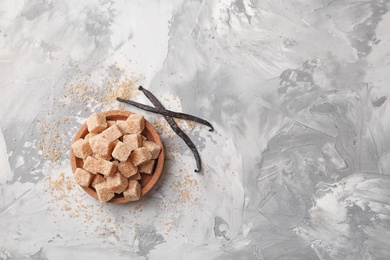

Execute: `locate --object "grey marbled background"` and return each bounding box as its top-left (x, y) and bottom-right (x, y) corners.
top-left (1, 0), bottom-right (390, 259)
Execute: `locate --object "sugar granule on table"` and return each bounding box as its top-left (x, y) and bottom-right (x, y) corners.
top-left (63, 65), bottom-right (140, 109)
top-left (37, 63), bottom-right (148, 238)
top-left (36, 117), bottom-right (71, 166)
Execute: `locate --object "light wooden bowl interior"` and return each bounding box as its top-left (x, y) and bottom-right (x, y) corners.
top-left (70, 110), bottom-right (164, 203)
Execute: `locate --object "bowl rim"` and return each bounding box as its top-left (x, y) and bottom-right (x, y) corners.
top-left (69, 109), bottom-right (164, 203)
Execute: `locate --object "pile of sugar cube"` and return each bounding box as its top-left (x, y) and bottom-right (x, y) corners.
top-left (71, 112), bottom-right (161, 202)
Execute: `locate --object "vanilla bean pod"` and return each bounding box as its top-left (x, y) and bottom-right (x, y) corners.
top-left (116, 97), bottom-right (214, 131)
top-left (138, 86), bottom-right (202, 173)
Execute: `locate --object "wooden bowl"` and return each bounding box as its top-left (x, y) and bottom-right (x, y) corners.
top-left (70, 110), bottom-right (164, 203)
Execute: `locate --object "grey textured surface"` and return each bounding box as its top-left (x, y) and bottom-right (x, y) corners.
top-left (1, 0), bottom-right (390, 259)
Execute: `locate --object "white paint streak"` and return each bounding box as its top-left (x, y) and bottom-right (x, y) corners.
top-left (0, 128), bottom-right (13, 184)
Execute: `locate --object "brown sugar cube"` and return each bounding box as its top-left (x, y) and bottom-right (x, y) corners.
top-left (139, 160), bottom-right (156, 174)
top-left (123, 134), bottom-right (143, 151)
top-left (96, 158), bottom-right (116, 177)
top-left (112, 141), bottom-right (132, 162)
top-left (71, 139), bottom-right (92, 159)
top-left (94, 153), bottom-right (112, 161)
top-left (84, 132), bottom-right (97, 140)
top-left (143, 141), bottom-right (161, 159)
top-left (107, 172), bottom-right (128, 193)
top-left (95, 181), bottom-right (115, 202)
top-left (116, 120), bottom-right (132, 135)
top-left (118, 159), bottom-right (138, 178)
top-left (83, 156), bottom-right (99, 174)
top-left (126, 114), bottom-right (145, 134)
top-left (73, 168), bottom-right (93, 187)
top-left (101, 124), bottom-right (123, 142)
top-left (112, 160), bottom-right (119, 166)
top-left (129, 172), bottom-right (141, 180)
top-left (87, 113), bottom-right (107, 133)
top-left (107, 120), bottom-right (116, 127)
top-left (89, 135), bottom-right (115, 157)
top-left (91, 174), bottom-right (105, 188)
top-left (123, 180), bottom-right (141, 201)
top-left (129, 147), bottom-right (152, 166)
